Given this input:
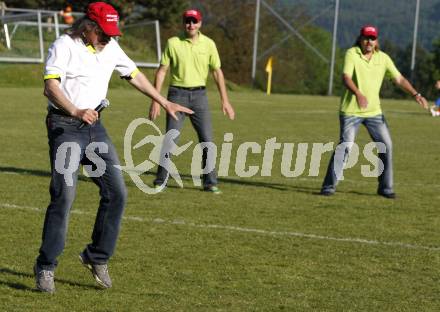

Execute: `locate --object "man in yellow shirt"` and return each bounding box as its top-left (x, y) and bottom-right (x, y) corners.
top-left (320, 25), bottom-right (428, 198)
top-left (149, 9), bottom-right (235, 194)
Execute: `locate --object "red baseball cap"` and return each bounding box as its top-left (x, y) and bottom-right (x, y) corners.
top-left (87, 2), bottom-right (121, 36)
top-left (360, 25), bottom-right (378, 38)
top-left (183, 9), bottom-right (202, 22)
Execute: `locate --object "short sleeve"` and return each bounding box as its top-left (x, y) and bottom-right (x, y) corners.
top-left (209, 40), bottom-right (221, 70)
top-left (342, 49), bottom-right (355, 77)
top-left (111, 40), bottom-right (138, 78)
top-left (44, 38), bottom-right (70, 81)
top-left (160, 40), bottom-right (172, 66)
top-left (384, 53), bottom-right (401, 80)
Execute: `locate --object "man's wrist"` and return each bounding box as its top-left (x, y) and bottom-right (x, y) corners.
top-left (71, 107), bottom-right (82, 119)
top-left (413, 92), bottom-right (421, 98)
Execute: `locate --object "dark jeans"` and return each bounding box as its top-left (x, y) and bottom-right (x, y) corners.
top-left (37, 113), bottom-right (127, 269)
top-left (321, 114), bottom-right (393, 195)
top-left (154, 86), bottom-right (217, 187)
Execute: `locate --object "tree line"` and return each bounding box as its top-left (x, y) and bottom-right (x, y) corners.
top-left (4, 0), bottom-right (440, 99)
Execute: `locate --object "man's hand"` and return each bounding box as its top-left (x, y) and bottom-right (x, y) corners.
top-left (149, 101), bottom-right (161, 120)
top-left (393, 76), bottom-right (429, 110)
top-left (222, 100), bottom-right (235, 120)
top-left (74, 108), bottom-right (99, 125)
top-left (414, 94), bottom-right (429, 110)
top-left (342, 74), bottom-right (367, 109)
top-left (212, 68), bottom-right (235, 120)
top-left (356, 93), bottom-right (368, 109)
top-left (164, 101), bottom-right (193, 120)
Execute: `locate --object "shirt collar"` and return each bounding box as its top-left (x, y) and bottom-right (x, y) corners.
top-left (73, 37), bottom-right (95, 54)
top-left (181, 31), bottom-right (203, 44)
top-left (355, 46), bottom-right (378, 60)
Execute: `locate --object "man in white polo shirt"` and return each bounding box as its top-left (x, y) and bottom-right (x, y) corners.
top-left (34, 2), bottom-right (192, 293)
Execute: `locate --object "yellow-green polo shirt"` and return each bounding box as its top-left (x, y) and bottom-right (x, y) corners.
top-left (340, 46), bottom-right (401, 117)
top-left (161, 32), bottom-right (221, 87)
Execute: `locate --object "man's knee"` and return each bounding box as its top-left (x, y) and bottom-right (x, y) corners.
top-left (111, 182), bottom-right (127, 209)
top-left (50, 183), bottom-right (77, 207)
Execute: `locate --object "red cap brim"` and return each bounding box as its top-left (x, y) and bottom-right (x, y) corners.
top-left (183, 9), bottom-right (202, 22)
top-left (100, 24), bottom-right (121, 36)
top-left (184, 13), bottom-right (200, 21)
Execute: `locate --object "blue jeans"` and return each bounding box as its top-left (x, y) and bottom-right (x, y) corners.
top-left (321, 114), bottom-right (393, 195)
top-left (37, 113), bottom-right (127, 269)
top-left (154, 86), bottom-right (217, 187)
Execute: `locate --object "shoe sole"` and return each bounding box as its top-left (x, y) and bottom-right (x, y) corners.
top-left (78, 255), bottom-right (110, 289)
top-left (378, 193), bottom-right (396, 199)
top-left (203, 188), bottom-right (222, 194)
top-left (319, 191), bottom-right (334, 196)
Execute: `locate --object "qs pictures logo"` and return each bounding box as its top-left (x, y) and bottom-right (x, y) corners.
top-left (116, 118), bottom-right (193, 194)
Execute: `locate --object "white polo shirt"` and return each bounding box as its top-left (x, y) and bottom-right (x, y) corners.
top-left (44, 34), bottom-right (138, 110)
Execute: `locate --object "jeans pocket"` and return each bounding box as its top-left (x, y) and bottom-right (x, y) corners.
top-left (168, 87), bottom-right (179, 98)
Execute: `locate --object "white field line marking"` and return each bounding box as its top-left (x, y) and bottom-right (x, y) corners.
top-left (1, 203), bottom-right (439, 252)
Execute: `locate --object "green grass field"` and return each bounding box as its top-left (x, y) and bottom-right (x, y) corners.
top-left (1, 86), bottom-right (440, 311)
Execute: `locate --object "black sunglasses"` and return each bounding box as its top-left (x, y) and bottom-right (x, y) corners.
top-left (184, 17), bottom-right (199, 24)
top-left (363, 36), bottom-right (377, 41)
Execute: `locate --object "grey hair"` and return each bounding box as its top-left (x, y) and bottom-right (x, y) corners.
top-left (65, 16), bottom-right (98, 39)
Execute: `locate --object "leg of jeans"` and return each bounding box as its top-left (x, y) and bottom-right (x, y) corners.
top-left (38, 168), bottom-right (79, 269)
top-left (154, 87), bottom-right (189, 186)
top-left (363, 115), bottom-right (393, 194)
top-left (37, 115), bottom-right (84, 269)
top-left (83, 126), bottom-right (127, 264)
top-left (189, 90), bottom-right (217, 187)
top-left (321, 115), bottom-right (362, 193)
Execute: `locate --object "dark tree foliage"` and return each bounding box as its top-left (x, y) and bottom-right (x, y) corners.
top-left (189, 0), bottom-right (344, 94)
top-left (189, 0), bottom-right (256, 86)
top-left (5, 0), bottom-right (440, 96)
top-left (4, 0), bottom-right (65, 10)
top-left (129, 0), bottom-right (189, 27)
top-left (381, 40), bottom-right (437, 100)
top-left (4, 0), bottom-right (187, 25)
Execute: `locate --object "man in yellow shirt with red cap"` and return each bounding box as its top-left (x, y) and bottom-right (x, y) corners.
top-left (149, 9), bottom-right (235, 194)
top-left (320, 25), bottom-right (428, 199)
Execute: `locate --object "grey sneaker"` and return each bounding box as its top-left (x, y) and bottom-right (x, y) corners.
top-left (319, 189), bottom-right (334, 196)
top-left (34, 264), bottom-right (55, 293)
top-left (79, 252), bottom-right (112, 288)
